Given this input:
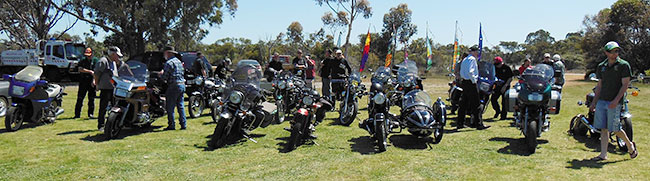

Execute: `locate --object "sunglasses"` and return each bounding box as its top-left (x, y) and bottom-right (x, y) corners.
top-left (607, 49), bottom-right (619, 53)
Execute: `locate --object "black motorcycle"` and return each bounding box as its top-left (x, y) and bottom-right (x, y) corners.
top-left (331, 71), bottom-right (365, 126)
top-left (511, 64), bottom-right (560, 153)
top-left (446, 75), bottom-right (462, 115)
top-left (3, 66), bottom-right (65, 131)
top-left (271, 71), bottom-right (302, 124)
top-left (476, 61), bottom-right (501, 122)
top-left (568, 74), bottom-right (638, 152)
top-left (209, 63), bottom-right (274, 149)
top-left (361, 66), bottom-right (399, 152)
top-left (104, 61), bottom-right (166, 139)
top-left (286, 87), bottom-right (332, 151)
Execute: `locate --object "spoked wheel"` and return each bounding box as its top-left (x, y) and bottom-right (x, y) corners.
top-left (275, 99), bottom-right (285, 124)
top-left (104, 112), bottom-right (123, 139)
top-left (210, 102), bottom-right (222, 123)
top-left (617, 118), bottom-right (633, 152)
top-left (525, 121), bottom-right (538, 153)
top-left (188, 96), bottom-right (204, 118)
top-left (210, 118), bottom-right (233, 149)
top-left (4, 107), bottom-right (24, 131)
top-left (375, 120), bottom-right (388, 152)
top-left (569, 115), bottom-right (587, 136)
top-left (0, 97), bottom-right (8, 117)
top-left (339, 101), bottom-right (357, 126)
top-left (433, 128), bottom-right (444, 144)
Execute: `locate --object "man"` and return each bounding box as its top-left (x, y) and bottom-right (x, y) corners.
top-left (590, 41), bottom-right (637, 161)
top-left (161, 46), bottom-right (187, 130)
top-left (304, 55), bottom-right (316, 88)
top-left (552, 54), bottom-right (566, 87)
top-left (191, 52), bottom-right (208, 77)
top-left (328, 49), bottom-right (352, 108)
top-left (216, 58), bottom-right (231, 80)
top-left (320, 49), bottom-right (334, 99)
top-left (457, 45), bottom-right (490, 130)
top-left (265, 53), bottom-right (283, 81)
top-left (541, 53), bottom-right (553, 66)
top-left (74, 48), bottom-right (98, 119)
top-left (292, 50), bottom-right (307, 79)
top-left (491, 56), bottom-right (513, 120)
top-left (94, 46), bottom-right (128, 131)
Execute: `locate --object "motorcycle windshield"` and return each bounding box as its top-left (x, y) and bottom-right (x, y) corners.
top-left (522, 64), bottom-right (554, 82)
top-left (117, 61), bottom-right (148, 83)
top-left (371, 66), bottom-right (392, 83)
top-left (15, 65), bottom-right (43, 82)
top-left (231, 64), bottom-right (262, 88)
top-left (397, 61), bottom-right (418, 86)
top-left (402, 90), bottom-right (433, 109)
top-left (478, 61), bottom-right (496, 82)
top-left (350, 71), bottom-right (361, 83)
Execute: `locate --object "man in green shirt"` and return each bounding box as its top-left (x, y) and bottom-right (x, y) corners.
top-left (74, 48), bottom-right (99, 119)
top-left (589, 41), bottom-right (637, 161)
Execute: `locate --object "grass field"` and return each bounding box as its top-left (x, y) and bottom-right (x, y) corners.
top-left (0, 74), bottom-right (648, 180)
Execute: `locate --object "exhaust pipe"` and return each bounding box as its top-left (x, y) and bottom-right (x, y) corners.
top-left (55, 108), bottom-right (65, 116)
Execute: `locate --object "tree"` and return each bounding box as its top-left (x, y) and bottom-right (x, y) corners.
top-left (0, 0), bottom-right (77, 48)
top-left (53, 0), bottom-right (238, 56)
top-left (286, 21), bottom-right (304, 49)
top-left (382, 4), bottom-right (417, 45)
top-left (316, 0), bottom-right (372, 53)
top-left (523, 29), bottom-right (555, 62)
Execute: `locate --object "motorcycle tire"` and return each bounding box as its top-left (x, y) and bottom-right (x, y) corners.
top-left (339, 101), bottom-right (357, 126)
top-left (188, 96), bottom-right (204, 118)
top-left (433, 128), bottom-right (444, 144)
top-left (104, 112), bottom-right (123, 139)
top-left (210, 102), bottom-right (221, 123)
top-left (375, 120), bottom-right (387, 152)
top-left (569, 115), bottom-right (587, 136)
top-left (617, 118), bottom-right (633, 152)
top-left (4, 107), bottom-right (23, 131)
top-left (287, 115), bottom-right (304, 151)
top-left (209, 118), bottom-right (231, 149)
top-left (525, 121), bottom-right (538, 154)
top-left (275, 100), bottom-right (285, 124)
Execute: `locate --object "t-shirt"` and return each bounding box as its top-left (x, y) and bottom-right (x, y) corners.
top-left (78, 56), bottom-right (98, 82)
top-left (596, 57), bottom-right (632, 104)
top-left (495, 64), bottom-right (513, 83)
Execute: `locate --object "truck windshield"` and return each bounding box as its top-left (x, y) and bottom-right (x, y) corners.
top-left (65, 43), bottom-right (85, 60)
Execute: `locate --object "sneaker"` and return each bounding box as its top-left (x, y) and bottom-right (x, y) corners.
top-left (88, 114), bottom-right (96, 119)
top-left (477, 124), bottom-right (491, 130)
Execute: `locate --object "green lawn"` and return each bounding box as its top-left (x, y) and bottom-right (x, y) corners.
top-left (0, 75), bottom-right (648, 180)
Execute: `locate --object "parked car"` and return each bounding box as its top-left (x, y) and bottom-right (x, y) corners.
top-left (0, 80), bottom-right (10, 117)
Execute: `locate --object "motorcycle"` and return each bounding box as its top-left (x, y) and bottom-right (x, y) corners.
top-left (104, 61), bottom-right (167, 139)
top-left (331, 71), bottom-right (366, 126)
top-left (511, 64), bottom-right (561, 153)
top-left (286, 87), bottom-right (332, 151)
top-left (568, 73), bottom-right (639, 152)
top-left (271, 71), bottom-right (303, 124)
top-left (209, 63), bottom-right (274, 149)
top-left (361, 66), bottom-right (400, 152)
top-left (3, 66), bottom-right (65, 131)
top-left (446, 75), bottom-right (462, 115)
top-left (476, 61), bottom-right (502, 123)
top-left (185, 74), bottom-right (226, 119)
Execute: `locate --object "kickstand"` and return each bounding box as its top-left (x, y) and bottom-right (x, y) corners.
top-left (311, 140), bottom-right (319, 146)
top-left (242, 134), bottom-right (257, 143)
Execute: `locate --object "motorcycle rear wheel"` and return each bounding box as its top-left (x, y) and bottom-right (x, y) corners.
top-left (339, 101), bottom-right (357, 126)
top-left (525, 121), bottom-right (538, 153)
top-left (104, 112), bottom-right (123, 139)
top-left (188, 96), bottom-right (204, 118)
top-left (433, 128), bottom-right (444, 144)
top-left (617, 118), bottom-right (633, 152)
top-left (4, 107), bottom-right (23, 131)
top-left (375, 120), bottom-right (387, 152)
top-left (569, 115), bottom-right (588, 136)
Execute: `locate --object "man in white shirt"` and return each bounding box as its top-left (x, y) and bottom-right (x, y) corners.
top-left (457, 45), bottom-right (490, 130)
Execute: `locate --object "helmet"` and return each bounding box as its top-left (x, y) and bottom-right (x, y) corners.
top-left (224, 58), bottom-right (232, 65)
top-left (552, 54), bottom-right (561, 61)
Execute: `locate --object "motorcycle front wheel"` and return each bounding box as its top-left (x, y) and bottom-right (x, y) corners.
top-left (339, 101), bottom-right (357, 126)
top-left (4, 107), bottom-right (24, 131)
top-left (210, 102), bottom-right (221, 123)
top-left (104, 112), bottom-right (123, 139)
top-left (617, 118), bottom-right (633, 152)
top-left (188, 96), bottom-right (204, 118)
top-left (525, 121), bottom-right (538, 153)
top-left (569, 115), bottom-right (587, 136)
top-left (287, 115), bottom-right (305, 151)
top-left (375, 120), bottom-right (388, 152)
top-left (209, 118), bottom-right (233, 149)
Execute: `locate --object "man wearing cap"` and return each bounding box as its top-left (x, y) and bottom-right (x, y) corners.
top-left (590, 41), bottom-right (637, 161)
top-left (292, 50), bottom-right (307, 78)
top-left (94, 46), bottom-right (129, 131)
top-left (491, 56), bottom-right (513, 120)
top-left (457, 45), bottom-right (490, 130)
top-left (74, 48), bottom-right (99, 119)
top-left (327, 49), bottom-right (352, 108)
top-left (161, 46), bottom-right (187, 130)
top-left (541, 53), bottom-right (553, 66)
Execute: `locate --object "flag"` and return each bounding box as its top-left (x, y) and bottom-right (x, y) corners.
top-left (360, 30), bottom-right (371, 72)
top-left (478, 23), bottom-right (483, 61)
top-left (452, 21), bottom-right (459, 73)
top-left (385, 26), bottom-right (395, 67)
top-left (426, 31), bottom-right (433, 71)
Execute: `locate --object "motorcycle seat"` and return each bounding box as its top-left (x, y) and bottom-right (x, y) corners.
top-left (46, 84), bottom-right (62, 98)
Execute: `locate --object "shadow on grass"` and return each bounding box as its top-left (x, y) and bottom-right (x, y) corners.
top-left (275, 134), bottom-right (316, 153)
top-left (80, 126), bottom-right (163, 142)
top-left (570, 134), bottom-right (628, 155)
top-left (57, 129), bottom-right (95, 135)
top-left (389, 134), bottom-right (433, 150)
top-left (200, 133), bottom-right (266, 151)
top-left (489, 137), bottom-right (549, 156)
top-left (349, 136), bottom-right (378, 155)
top-left (566, 158), bottom-right (625, 169)
top-left (0, 122), bottom-right (44, 134)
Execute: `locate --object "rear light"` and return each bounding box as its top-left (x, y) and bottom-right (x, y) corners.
top-left (29, 87), bottom-right (35, 93)
top-left (398, 87), bottom-right (403, 91)
top-left (549, 107), bottom-right (557, 112)
top-left (136, 86), bottom-right (146, 91)
top-left (110, 79), bottom-right (115, 85)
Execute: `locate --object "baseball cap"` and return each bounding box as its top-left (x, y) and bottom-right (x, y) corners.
top-left (336, 50), bottom-right (343, 54)
top-left (469, 45), bottom-right (479, 52)
top-left (605, 41), bottom-right (620, 51)
top-left (108, 46), bottom-right (123, 57)
top-left (544, 53), bottom-right (551, 58)
top-left (84, 48), bottom-right (92, 56)
top-left (494, 56), bottom-right (503, 64)
top-left (162, 46), bottom-right (178, 54)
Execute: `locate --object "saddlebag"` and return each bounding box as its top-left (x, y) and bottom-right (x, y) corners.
top-left (547, 90), bottom-right (561, 114)
top-left (504, 88), bottom-right (519, 112)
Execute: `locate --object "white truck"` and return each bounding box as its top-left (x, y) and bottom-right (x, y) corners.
top-left (0, 39), bottom-right (85, 82)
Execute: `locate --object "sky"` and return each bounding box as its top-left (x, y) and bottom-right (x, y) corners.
top-left (7, 0), bottom-right (618, 47)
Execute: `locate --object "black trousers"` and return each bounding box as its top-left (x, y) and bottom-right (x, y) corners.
top-left (74, 82), bottom-right (95, 117)
top-left (98, 89), bottom-right (113, 129)
top-left (491, 84), bottom-right (509, 118)
top-left (457, 80), bottom-right (481, 126)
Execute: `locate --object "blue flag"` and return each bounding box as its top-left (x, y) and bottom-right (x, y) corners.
top-left (478, 23), bottom-right (483, 61)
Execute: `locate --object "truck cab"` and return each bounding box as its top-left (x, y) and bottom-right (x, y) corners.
top-left (36, 39), bottom-right (85, 81)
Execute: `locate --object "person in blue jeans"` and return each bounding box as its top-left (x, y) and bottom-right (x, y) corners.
top-left (161, 46), bottom-right (187, 130)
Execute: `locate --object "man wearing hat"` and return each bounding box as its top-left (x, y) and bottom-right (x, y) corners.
top-left (589, 41), bottom-right (637, 161)
top-left (327, 49), bottom-right (352, 108)
top-left (457, 45), bottom-right (490, 130)
top-left (491, 56), bottom-right (513, 120)
top-left (541, 53), bottom-right (553, 66)
top-left (161, 46), bottom-right (187, 130)
top-left (94, 46), bottom-right (129, 131)
top-left (74, 48), bottom-right (99, 119)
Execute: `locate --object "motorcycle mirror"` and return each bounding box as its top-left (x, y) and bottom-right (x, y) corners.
top-left (37, 80), bottom-right (48, 86)
top-left (2, 74), bottom-right (10, 80)
top-left (588, 73), bottom-right (598, 81)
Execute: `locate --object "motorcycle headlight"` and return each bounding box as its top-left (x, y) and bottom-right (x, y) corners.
top-left (527, 93), bottom-right (543, 102)
top-left (480, 82), bottom-right (491, 92)
top-left (302, 96), bottom-right (313, 106)
top-left (11, 86), bottom-right (25, 95)
top-left (229, 91), bottom-right (243, 104)
top-left (373, 93), bottom-right (386, 104)
top-left (279, 80), bottom-right (286, 89)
